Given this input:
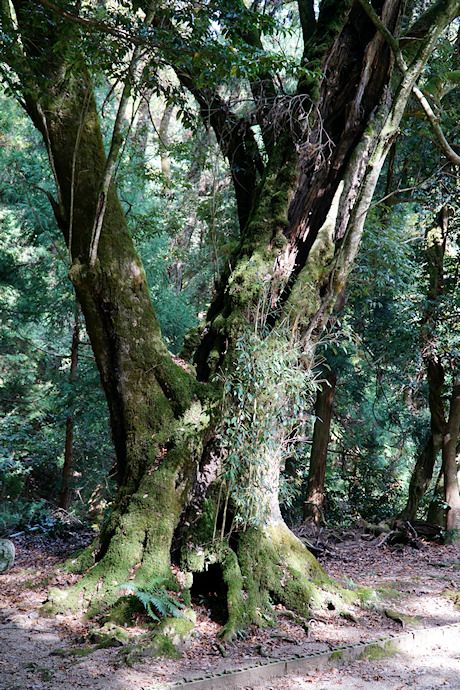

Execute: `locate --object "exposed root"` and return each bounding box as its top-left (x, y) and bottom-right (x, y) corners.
top-left (188, 519), bottom-right (358, 642)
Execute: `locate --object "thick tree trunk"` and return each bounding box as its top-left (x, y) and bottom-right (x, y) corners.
top-left (428, 439), bottom-right (460, 523)
top-left (5, 0), bottom-right (460, 630)
top-left (303, 370), bottom-right (337, 525)
top-left (7, 2), bottom-right (208, 614)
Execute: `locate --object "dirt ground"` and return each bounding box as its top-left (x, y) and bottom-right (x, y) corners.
top-left (1, 526), bottom-right (460, 689)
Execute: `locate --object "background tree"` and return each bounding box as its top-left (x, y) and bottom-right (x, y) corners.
top-left (302, 367), bottom-right (337, 525)
top-left (0, 92), bottom-right (113, 527)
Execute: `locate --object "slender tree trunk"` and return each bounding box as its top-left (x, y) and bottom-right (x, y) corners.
top-left (399, 358), bottom-right (446, 520)
top-left (444, 374), bottom-right (460, 539)
top-left (159, 104), bottom-right (173, 188)
top-left (303, 370), bottom-right (336, 525)
top-left (399, 207), bottom-right (447, 519)
top-left (59, 314), bottom-right (80, 510)
top-left (427, 463), bottom-right (445, 524)
top-left (427, 395), bottom-right (460, 529)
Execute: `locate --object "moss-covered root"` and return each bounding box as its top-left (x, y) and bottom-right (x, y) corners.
top-left (219, 519), bottom-right (352, 641)
top-left (44, 468), bottom-right (183, 617)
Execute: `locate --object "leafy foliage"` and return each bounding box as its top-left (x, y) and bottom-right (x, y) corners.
top-left (119, 577), bottom-right (185, 622)
top-left (0, 90), bottom-right (114, 523)
top-left (1, 0), bottom-right (459, 544)
top-left (217, 313), bottom-right (318, 530)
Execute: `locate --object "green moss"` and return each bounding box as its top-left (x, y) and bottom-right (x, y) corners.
top-left (220, 548), bottom-right (246, 640)
top-left (151, 634), bottom-right (182, 659)
top-left (300, 0), bottom-right (353, 99)
top-left (104, 595), bottom-right (144, 626)
top-left (377, 585), bottom-right (401, 600)
top-left (45, 468), bottom-right (185, 615)
top-left (329, 650), bottom-right (343, 661)
top-left (360, 642), bottom-right (398, 661)
top-left (286, 181), bottom-right (342, 329)
top-left (441, 590), bottom-right (460, 608)
top-left (52, 647), bottom-right (93, 658)
top-left (385, 609), bottom-right (421, 628)
top-left (336, 587), bottom-right (359, 607)
top-left (357, 586), bottom-right (376, 605)
top-left (42, 586), bottom-right (82, 615)
top-left (156, 613), bottom-right (195, 645)
top-left (232, 523), bottom-right (327, 633)
top-left (65, 545), bottom-right (97, 574)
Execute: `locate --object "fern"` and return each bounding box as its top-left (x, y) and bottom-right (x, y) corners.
top-left (119, 576), bottom-right (185, 622)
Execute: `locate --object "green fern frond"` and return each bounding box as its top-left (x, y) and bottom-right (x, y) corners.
top-left (118, 577), bottom-right (185, 622)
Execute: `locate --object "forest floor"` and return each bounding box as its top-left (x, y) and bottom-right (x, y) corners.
top-left (1, 525), bottom-right (460, 689)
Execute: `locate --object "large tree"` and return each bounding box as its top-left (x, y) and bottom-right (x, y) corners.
top-left (2, 0), bottom-right (460, 633)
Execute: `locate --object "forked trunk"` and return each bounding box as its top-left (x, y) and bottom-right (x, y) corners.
top-left (5, 0), bottom-right (460, 628)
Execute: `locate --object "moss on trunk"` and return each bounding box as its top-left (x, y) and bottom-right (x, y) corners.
top-left (9, 0), bottom-right (460, 638)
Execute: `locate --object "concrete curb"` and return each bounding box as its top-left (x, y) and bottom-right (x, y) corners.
top-left (167, 622), bottom-right (460, 689)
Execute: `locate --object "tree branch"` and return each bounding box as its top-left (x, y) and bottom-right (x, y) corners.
top-left (36, 0), bottom-right (158, 49)
top-left (298, 0), bottom-right (316, 47)
top-left (89, 4), bottom-right (155, 266)
top-left (357, 0), bottom-right (460, 166)
top-left (221, 0), bottom-right (278, 157)
top-left (14, 162), bottom-right (68, 265)
top-left (412, 84), bottom-right (460, 164)
top-left (146, 4), bottom-right (265, 232)
top-left (174, 69), bottom-right (264, 233)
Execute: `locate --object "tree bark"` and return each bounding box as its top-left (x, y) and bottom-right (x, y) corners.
top-left (159, 104), bottom-right (173, 188)
top-left (444, 374), bottom-right (460, 539)
top-left (399, 358), bottom-right (446, 520)
top-left (5, 1), bottom-right (208, 615)
top-left (4, 0), bottom-right (460, 630)
top-left (303, 370), bottom-right (337, 525)
top-left (399, 207), bottom-right (448, 520)
top-left (59, 314), bottom-right (80, 510)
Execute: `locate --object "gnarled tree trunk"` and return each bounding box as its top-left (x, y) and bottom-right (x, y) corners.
top-left (3, 0), bottom-right (460, 632)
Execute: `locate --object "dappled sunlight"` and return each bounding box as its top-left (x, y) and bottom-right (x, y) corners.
top-left (249, 634), bottom-right (460, 688)
top-left (1, 531), bottom-right (460, 688)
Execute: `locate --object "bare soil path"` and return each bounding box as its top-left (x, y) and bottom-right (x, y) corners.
top-left (1, 528), bottom-right (460, 689)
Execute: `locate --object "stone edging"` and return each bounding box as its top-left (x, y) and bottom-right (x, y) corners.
top-left (167, 622), bottom-right (460, 689)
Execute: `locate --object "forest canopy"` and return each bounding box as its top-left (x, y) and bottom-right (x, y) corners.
top-left (0, 0), bottom-right (459, 637)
